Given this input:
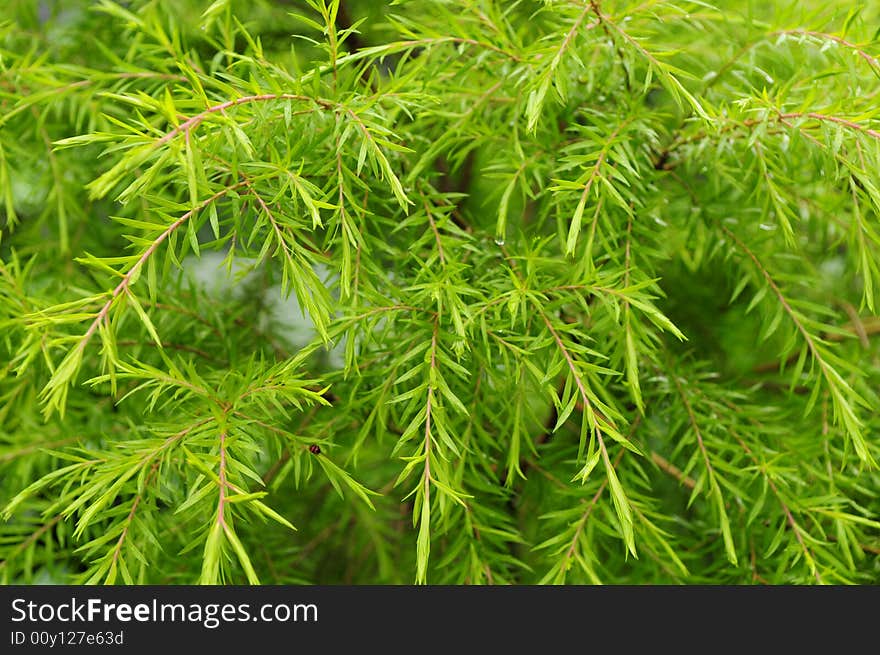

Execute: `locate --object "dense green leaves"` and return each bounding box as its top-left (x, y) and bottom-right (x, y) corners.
top-left (1, 0), bottom-right (879, 585)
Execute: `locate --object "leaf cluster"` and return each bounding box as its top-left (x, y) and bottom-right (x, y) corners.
top-left (1, 0), bottom-right (879, 584)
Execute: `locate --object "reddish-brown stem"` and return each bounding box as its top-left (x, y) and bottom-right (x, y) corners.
top-left (779, 111), bottom-right (880, 141)
top-left (773, 30), bottom-right (880, 72)
top-left (217, 428), bottom-right (229, 529)
top-left (77, 182), bottom-right (248, 354)
top-left (156, 94), bottom-right (320, 147)
top-left (422, 195), bottom-right (446, 266)
top-left (701, 29), bottom-right (878, 95)
top-left (572, 118), bottom-right (633, 234)
top-left (560, 446), bottom-right (628, 572)
top-left (669, 371), bottom-right (718, 488)
top-left (721, 226), bottom-right (826, 374)
top-left (111, 462), bottom-right (160, 568)
top-left (753, 316), bottom-right (880, 373)
top-left (589, 0), bottom-right (631, 91)
top-left (0, 514), bottom-right (63, 570)
top-left (499, 244), bottom-right (616, 468)
top-left (731, 430), bottom-right (821, 583)
top-left (651, 451), bottom-right (697, 490)
top-left (423, 320), bottom-right (439, 494)
top-left (658, 108), bottom-right (880, 169)
top-left (550, 4), bottom-right (600, 72)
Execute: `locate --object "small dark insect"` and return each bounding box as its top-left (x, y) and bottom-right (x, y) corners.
top-left (309, 444), bottom-right (321, 455)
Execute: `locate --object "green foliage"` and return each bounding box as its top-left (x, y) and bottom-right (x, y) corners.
top-left (2, 0), bottom-right (879, 585)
